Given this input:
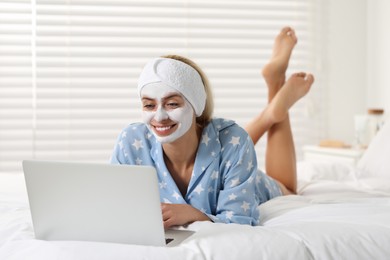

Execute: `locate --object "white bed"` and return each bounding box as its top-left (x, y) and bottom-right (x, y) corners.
top-left (1, 123), bottom-right (390, 260)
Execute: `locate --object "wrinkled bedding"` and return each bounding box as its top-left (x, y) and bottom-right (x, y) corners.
top-left (1, 161), bottom-right (390, 260)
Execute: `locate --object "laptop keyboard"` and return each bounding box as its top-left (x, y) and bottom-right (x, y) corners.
top-left (165, 238), bottom-right (174, 245)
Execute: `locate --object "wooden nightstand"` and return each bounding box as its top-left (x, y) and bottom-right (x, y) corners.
top-left (302, 145), bottom-right (365, 167)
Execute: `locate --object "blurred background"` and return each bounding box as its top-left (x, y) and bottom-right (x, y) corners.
top-left (1, 0), bottom-right (389, 173)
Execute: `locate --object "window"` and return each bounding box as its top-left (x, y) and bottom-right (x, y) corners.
top-left (0, 0), bottom-right (326, 173)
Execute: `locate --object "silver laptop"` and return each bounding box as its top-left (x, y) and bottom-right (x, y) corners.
top-left (22, 160), bottom-right (194, 246)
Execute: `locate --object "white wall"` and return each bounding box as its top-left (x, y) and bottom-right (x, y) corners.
top-left (367, 0), bottom-right (390, 116)
top-left (326, 0), bottom-right (367, 144)
top-left (325, 0), bottom-right (390, 145)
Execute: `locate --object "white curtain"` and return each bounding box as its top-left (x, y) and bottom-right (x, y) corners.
top-left (0, 0), bottom-right (327, 173)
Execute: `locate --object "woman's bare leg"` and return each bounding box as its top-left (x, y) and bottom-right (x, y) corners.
top-left (245, 27), bottom-right (314, 195)
top-left (266, 73), bottom-right (313, 194)
top-left (245, 27), bottom-right (297, 144)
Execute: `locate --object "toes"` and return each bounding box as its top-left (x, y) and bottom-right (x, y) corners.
top-left (281, 26), bottom-right (292, 34)
top-left (305, 74), bottom-right (315, 84)
top-left (293, 72), bottom-right (307, 77)
top-left (290, 72), bottom-right (315, 85)
top-left (280, 27), bottom-right (297, 41)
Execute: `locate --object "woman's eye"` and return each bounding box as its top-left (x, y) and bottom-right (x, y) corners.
top-left (166, 102), bottom-right (179, 108)
top-left (143, 104), bottom-right (155, 110)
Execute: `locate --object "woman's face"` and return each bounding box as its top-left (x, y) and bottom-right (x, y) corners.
top-left (141, 83), bottom-right (195, 143)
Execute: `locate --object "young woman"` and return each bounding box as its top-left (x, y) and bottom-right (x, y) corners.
top-left (110, 27), bottom-right (314, 229)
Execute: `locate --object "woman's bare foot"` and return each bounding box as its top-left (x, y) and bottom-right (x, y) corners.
top-left (267, 72), bottom-right (314, 124)
top-left (262, 27), bottom-right (298, 94)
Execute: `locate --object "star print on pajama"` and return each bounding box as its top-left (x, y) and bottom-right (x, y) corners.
top-left (110, 118), bottom-right (282, 226)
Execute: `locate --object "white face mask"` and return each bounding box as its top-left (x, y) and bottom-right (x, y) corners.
top-left (141, 83), bottom-right (194, 143)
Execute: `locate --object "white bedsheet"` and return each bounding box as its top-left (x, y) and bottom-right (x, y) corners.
top-left (1, 163), bottom-right (390, 260)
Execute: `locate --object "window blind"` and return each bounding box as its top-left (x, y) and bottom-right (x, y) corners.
top-left (0, 0), bottom-right (34, 172)
top-left (0, 0), bottom-right (326, 173)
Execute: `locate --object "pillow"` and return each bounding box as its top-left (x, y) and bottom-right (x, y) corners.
top-left (357, 120), bottom-right (390, 179)
top-left (297, 161), bottom-right (353, 182)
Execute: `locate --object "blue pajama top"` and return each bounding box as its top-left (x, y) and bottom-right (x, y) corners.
top-left (110, 118), bottom-right (281, 226)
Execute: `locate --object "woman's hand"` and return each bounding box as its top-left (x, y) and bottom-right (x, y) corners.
top-left (161, 203), bottom-right (210, 229)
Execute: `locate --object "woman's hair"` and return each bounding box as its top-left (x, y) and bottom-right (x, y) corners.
top-left (161, 54), bottom-right (214, 128)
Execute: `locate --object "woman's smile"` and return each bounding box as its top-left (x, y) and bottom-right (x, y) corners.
top-left (152, 123), bottom-right (178, 136)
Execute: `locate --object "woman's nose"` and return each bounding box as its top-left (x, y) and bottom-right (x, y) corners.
top-left (154, 106), bottom-right (169, 122)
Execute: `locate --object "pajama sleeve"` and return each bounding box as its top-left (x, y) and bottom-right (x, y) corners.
top-left (212, 128), bottom-right (261, 225)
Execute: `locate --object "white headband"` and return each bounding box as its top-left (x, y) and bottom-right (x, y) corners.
top-left (137, 58), bottom-right (206, 116)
